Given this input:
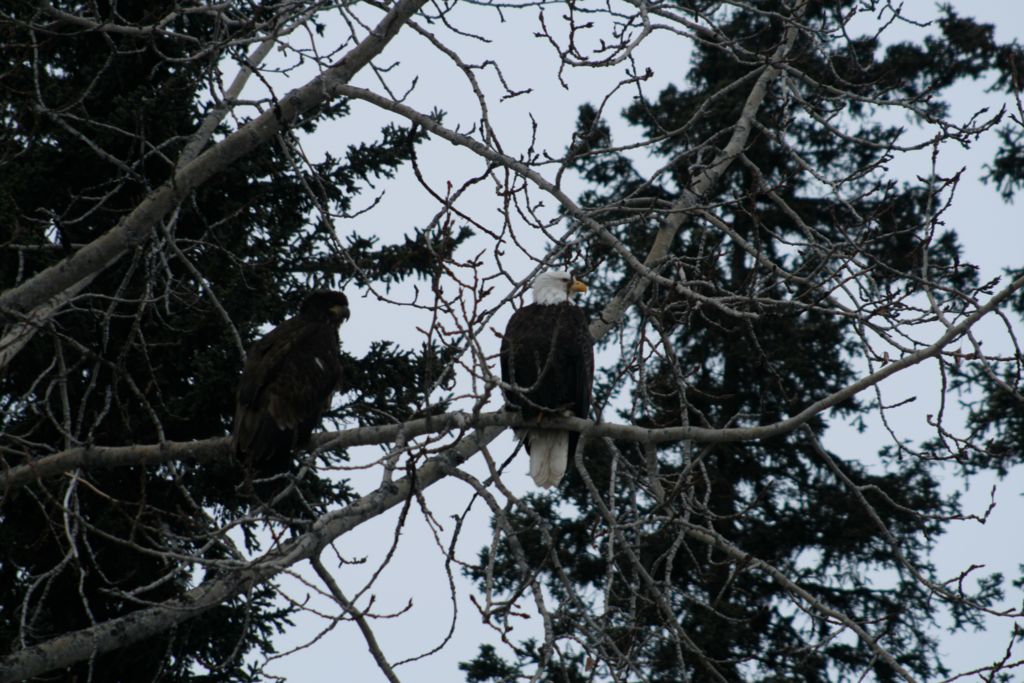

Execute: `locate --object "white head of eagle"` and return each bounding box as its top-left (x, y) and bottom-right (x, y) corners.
top-left (501, 270), bottom-right (595, 488)
top-left (531, 269), bottom-right (589, 305)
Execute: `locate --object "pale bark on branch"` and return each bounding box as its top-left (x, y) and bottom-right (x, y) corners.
top-left (0, 427), bottom-right (502, 683)
top-left (0, 28), bottom-right (275, 372)
top-left (6, 267), bottom-right (1020, 494)
top-left (0, 0), bottom-right (427, 344)
top-left (13, 3), bottom-right (1011, 679)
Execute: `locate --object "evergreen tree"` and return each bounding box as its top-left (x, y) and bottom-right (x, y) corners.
top-left (1, 1), bottom-right (1020, 681)
top-left (462, 4), bottom-right (1022, 681)
top-left (0, 1), bottom-right (462, 679)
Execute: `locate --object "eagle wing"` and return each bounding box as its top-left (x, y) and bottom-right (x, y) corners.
top-left (499, 309), bottom-right (522, 402)
top-left (237, 318), bottom-right (311, 410)
top-left (234, 317), bottom-right (341, 468)
top-left (565, 306), bottom-right (595, 421)
top-left (500, 305), bottom-right (549, 413)
top-left (558, 305), bottom-right (593, 464)
top-left (501, 304), bottom-right (593, 417)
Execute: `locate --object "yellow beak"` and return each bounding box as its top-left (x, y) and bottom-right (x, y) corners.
top-left (570, 279), bottom-right (588, 293)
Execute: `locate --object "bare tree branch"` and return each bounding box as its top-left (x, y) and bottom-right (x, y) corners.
top-left (0, 426), bottom-right (501, 683)
top-left (7, 265), bottom-right (1021, 493)
top-left (0, 0), bottom-right (427, 345)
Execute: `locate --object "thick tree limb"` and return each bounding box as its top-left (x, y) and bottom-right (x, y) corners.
top-left (7, 267), bottom-right (1021, 493)
top-left (589, 8), bottom-right (804, 338)
top-left (1, 411), bottom-right (476, 490)
top-left (0, 0), bottom-right (427, 337)
top-left (0, 34), bottom-right (273, 372)
top-left (0, 274), bottom-right (95, 371)
top-left (13, 3), bottom-right (1016, 679)
top-left (0, 427), bottom-right (502, 683)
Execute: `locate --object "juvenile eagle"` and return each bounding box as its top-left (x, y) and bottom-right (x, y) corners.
top-left (500, 270), bottom-right (594, 487)
top-left (232, 290), bottom-right (350, 479)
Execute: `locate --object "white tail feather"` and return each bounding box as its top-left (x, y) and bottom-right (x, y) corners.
top-left (524, 430), bottom-right (569, 488)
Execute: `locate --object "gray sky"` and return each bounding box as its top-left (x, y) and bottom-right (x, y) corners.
top-left (241, 2), bottom-right (1024, 679)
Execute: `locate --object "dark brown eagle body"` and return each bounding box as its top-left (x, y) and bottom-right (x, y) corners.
top-left (500, 276), bottom-right (594, 487)
top-left (233, 291), bottom-right (349, 477)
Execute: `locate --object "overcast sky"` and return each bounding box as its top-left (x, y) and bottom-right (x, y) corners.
top-left (237, 2), bottom-right (1024, 679)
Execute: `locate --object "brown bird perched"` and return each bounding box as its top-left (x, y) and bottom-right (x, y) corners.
top-left (500, 270), bottom-right (594, 488)
top-left (232, 290), bottom-right (350, 489)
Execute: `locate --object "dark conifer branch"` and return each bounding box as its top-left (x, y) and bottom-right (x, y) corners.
top-left (4, 0), bottom-right (1024, 680)
top-left (0, 427), bottom-right (502, 683)
top-left (5, 262), bottom-right (1021, 494)
top-left (0, 0), bottom-right (429, 347)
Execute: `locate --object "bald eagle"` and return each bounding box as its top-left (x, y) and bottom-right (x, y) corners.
top-left (232, 290), bottom-right (350, 482)
top-left (500, 271), bottom-right (594, 487)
